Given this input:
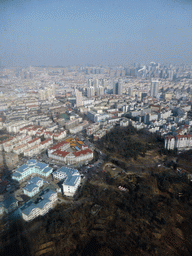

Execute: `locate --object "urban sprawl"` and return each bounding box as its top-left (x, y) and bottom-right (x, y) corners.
top-left (0, 62), bottom-right (192, 221)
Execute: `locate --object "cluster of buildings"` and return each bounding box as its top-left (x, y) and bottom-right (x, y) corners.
top-left (82, 78), bottom-right (192, 151)
top-left (0, 159), bottom-right (82, 222)
top-left (0, 131), bottom-right (53, 157)
top-left (0, 62), bottom-right (192, 222)
top-left (21, 165), bottom-right (81, 221)
top-left (85, 123), bottom-right (114, 141)
top-left (164, 125), bottom-right (192, 151)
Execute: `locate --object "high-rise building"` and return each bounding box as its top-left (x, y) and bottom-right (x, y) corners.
top-left (75, 89), bottom-right (83, 107)
top-left (150, 80), bottom-right (159, 98)
top-left (93, 79), bottom-right (99, 89)
top-left (169, 70), bottom-right (174, 81)
top-left (87, 86), bottom-right (95, 98)
top-left (101, 79), bottom-right (106, 87)
top-left (113, 79), bottom-right (123, 95)
top-left (51, 84), bottom-right (55, 96)
top-left (46, 88), bottom-right (52, 100)
top-left (38, 86), bottom-right (55, 101)
top-left (96, 86), bottom-right (104, 97)
top-left (128, 87), bottom-right (133, 96)
top-left (118, 79), bottom-right (123, 95)
top-left (39, 90), bottom-right (46, 101)
top-left (87, 79), bottom-right (92, 87)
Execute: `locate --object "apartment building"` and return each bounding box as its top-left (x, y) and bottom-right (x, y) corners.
top-left (164, 134), bottom-right (192, 151)
top-left (53, 130), bottom-right (67, 140)
top-left (65, 118), bottom-right (79, 130)
top-left (86, 123), bottom-right (100, 136)
top-left (40, 138), bottom-right (53, 150)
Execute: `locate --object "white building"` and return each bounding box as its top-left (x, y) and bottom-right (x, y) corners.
top-left (55, 167), bottom-right (81, 196)
top-left (53, 130), bottom-right (67, 140)
top-left (164, 134), bottom-right (192, 151)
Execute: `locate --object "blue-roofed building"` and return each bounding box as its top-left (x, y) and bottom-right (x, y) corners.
top-left (23, 177), bottom-right (44, 197)
top-left (21, 190), bottom-right (57, 222)
top-left (0, 196), bottom-right (18, 215)
top-left (54, 167), bottom-right (81, 197)
top-left (12, 159), bottom-right (53, 182)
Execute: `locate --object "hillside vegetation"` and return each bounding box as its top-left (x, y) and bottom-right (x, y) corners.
top-left (1, 166), bottom-right (192, 256)
top-left (1, 127), bottom-right (192, 256)
top-left (96, 126), bottom-right (163, 161)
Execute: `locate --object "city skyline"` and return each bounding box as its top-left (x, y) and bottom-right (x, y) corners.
top-left (1, 0), bottom-right (192, 67)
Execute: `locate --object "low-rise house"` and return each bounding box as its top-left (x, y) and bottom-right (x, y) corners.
top-left (53, 167), bottom-right (77, 180)
top-left (49, 148), bottom-right (93, 165)
top-left (71, 149), bottom-right (93, 164)
top-left (86, 123), bottom-right (100, 136)
top-left (44, 131), bottom-right (54, 139)
top-left (49, 150), bottom-right (70, 162)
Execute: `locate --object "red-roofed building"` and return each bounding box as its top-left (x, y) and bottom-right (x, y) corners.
top-left (49, 150), bottom-right (70, 162)
top-left (48, 147), bottom-right (93, 164)
top-left (19, 125), bottom-right (33, 134)
top-left (40, 138), bottom-right (53, 150)
top-left (53, 130), bottom-right (67, 140)
top-left (28, 138), bottom-right (41, 147)
top-left (44, 131), bottom-right (54, 139)
top-left (48, 141), bottom-right (70, 154)
top-left (164, 133), bottom-right (192, 150)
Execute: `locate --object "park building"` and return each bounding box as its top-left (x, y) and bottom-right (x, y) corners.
top-left (0, 196), bottom-right (18, 215)
top-left (53, 167), bottom-right (81, 197)
top-left (12, 159), bottom-right (53, 182)
top-left (23, 177), bottom-right (44, 197)
top-left (21, 190), bottom-right (57, 222)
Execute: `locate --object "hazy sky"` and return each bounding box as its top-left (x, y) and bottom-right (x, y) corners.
top-left (0, 0), bottom-right (192, 67)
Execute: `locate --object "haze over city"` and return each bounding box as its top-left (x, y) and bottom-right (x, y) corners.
top-left (1, 1), bottom-right (192, 256)
top-left (1, 0), bottom-right (192, 67)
